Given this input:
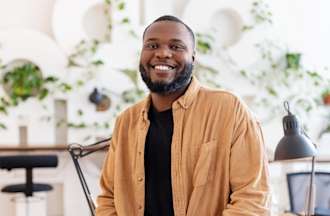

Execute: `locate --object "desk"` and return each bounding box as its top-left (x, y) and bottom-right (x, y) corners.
top-left (0, 145), bottom-right (68, 152)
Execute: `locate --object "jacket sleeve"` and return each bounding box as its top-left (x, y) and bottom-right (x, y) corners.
top-left (222, 100), bottom-right (271, 216)
top-left (96, 119), bottom-right (120, 216)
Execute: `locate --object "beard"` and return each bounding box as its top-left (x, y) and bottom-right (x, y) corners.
top-left (139, 63), bottom-right (193, 95)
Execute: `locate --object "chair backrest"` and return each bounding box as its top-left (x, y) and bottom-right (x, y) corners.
top-left (287, 172), bottom-right (330, 214)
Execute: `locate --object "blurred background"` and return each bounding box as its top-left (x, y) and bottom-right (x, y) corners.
top-left (0, 0), bottom-right (329, 215)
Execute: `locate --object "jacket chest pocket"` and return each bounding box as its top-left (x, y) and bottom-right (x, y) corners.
top-left (192, 140), bottom-right (218, 187)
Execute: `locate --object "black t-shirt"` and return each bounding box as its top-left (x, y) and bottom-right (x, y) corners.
top-left (144, 105), bottom-right (174, 216)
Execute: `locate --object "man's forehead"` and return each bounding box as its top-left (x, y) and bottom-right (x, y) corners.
top-left (143, 21), bottom-right (191, 40)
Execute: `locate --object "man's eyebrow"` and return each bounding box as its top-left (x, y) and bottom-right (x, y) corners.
top-left (144, 38), bottom-right (158, 42)
top-left (169, 39), bottom-right (185, 43)
top-left (144, 38), bottom-right (185, 43)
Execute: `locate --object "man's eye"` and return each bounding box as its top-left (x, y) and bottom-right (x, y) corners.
top-left (171, 44), bottom-right (184, 50)
top-left (145, 43), bottom-right (158, 49)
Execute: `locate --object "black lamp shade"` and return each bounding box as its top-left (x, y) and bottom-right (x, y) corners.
top-left (274, 106), bottom-right (317, 161)
top-left (275, 134), bottom-right (317, 160)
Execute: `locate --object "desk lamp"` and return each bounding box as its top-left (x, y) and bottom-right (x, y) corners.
top-left (274, 101), bottom-right (317, 216)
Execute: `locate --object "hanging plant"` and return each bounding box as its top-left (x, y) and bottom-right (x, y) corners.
top-left (196, 33), bottom-right (214, 54)
top-left (1, 63), bottom-right (59, 106)
top-left (286, 53), bottom-right (301, 70)
top-left (242, 0), bottom-right (273, 31)
top-left (3, 63), bottom-right (43, 100)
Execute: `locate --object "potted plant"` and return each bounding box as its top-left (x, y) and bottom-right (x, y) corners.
top-left (1, 62), bottom-right (54, 105)
top-left (286, 52), bottom-right (301, 70)
top-left (322, 89), bottom-right (330, 105)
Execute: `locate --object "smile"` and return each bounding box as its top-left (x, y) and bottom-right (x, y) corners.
top-left (152, 64), bottom-right (175, 71)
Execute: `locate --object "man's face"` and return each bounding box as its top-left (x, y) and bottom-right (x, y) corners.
top-left (139, 21), bottom-right (195, 94)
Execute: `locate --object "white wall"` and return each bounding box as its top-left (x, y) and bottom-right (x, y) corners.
top-left (0, 0), bottom-right (55, 37)
top-left (0, 0), bottom-right (329, 215)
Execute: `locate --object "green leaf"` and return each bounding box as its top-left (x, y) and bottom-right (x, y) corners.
top-left (77, 109), bottom-right (84, 116)
top-left (286, 53), bottom-right (301, 69)
top-left (0, 122), bottom-right (7, 130)
top-left (121, 17), bottom-right (130, 24)
top-left (107, 23), bottom-right (113, 31)
top-left (120, 69), bottom-right (138, 86)
top-left (240, 70), bottom-right (247, 77)
top-left (266, 86), bottom-right (277, 96)
top-left (117, 2), bottom-right (125, 10)
top-left (0, 97), bottom-right (10, 106)
top-left (59, 83), bottom-right (72, 92)
top-left (44, 76), bottom-right (59, 82)
top-left (242, 25), bottom-right (253, 31)
top-left (76, 80), bottom-right (85, 86)
top-left (197, 40), bottom-right (211, 54)
top-left (104, 122), bottom-right (110, 129)
top-left (0, 106), bottom-right (8, 115)
top-left (67, 122), bottom-right (87, 128)
top-left (38, 88), bottom-right (49, 100)
top-left (67, 59), bottom-right (80, 67)
top-left (91, 60), bottom-right (104, 66)
top-left (128, 29), bottom-right (138, 38)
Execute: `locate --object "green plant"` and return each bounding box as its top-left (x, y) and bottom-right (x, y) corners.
top-left (239, 38), bottom-right (329, 129)
top-left (286, 53), bottom-right (301, 70)
top-left (242, 0), bottom-right (273, 31)
top-left (196, 33), bottom-right (214, 54)
top-left (1, 63), bottom-right (59, 105)
top-left (3, 63), bottom-right (42, 100)
top-left (67, 39), bottom-right (104, 68)
top-left (251, 0), bottom-right (272, 24)
top-left (322, 88), bottom-right (330, 97)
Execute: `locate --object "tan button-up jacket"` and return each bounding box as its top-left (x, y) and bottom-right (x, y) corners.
top-left (96, 77), bottom-right (270, 216)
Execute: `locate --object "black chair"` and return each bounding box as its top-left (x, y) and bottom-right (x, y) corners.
top-left (287, 172), bottom-right (330, 216)
top-left (0, 155), bottom-right (58, 197)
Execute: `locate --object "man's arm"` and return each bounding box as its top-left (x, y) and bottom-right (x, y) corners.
top-left (96, 118), bottom-right (120, 216)
top-left (223, 101), bottom-right (271, 216)
top-left (96, 141), bottom-right (117, 216)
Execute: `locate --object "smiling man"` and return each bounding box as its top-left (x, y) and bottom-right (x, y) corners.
top-left (96, 15), bottom-right (270, 216)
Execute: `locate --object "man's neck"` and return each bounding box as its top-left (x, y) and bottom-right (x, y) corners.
top-left (150, 86), bottom-right (187, 112)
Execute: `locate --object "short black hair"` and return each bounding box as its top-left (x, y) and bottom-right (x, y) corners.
top-left (142, 15), bottom-right (195, 48)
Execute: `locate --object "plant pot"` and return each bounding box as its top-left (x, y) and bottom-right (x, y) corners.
top-left (323, 94), bottom-right (330, 105)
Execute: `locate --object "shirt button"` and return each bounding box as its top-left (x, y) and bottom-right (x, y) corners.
top-left (138, 205), bottom-right (143, 210)
top-left (138, 177), bottom-right (143, 182)
top-left (138, 151), bottom-right (142, 155)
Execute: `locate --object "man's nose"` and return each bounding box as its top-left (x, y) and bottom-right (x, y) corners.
top-left (155, 47), bottom-right (172, 58)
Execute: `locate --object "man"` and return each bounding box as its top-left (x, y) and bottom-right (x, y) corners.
top-left (96, 15), bottom-right (270, 216)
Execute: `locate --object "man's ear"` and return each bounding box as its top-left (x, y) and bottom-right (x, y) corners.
top-left (192, 51), bottom-right (196, 63)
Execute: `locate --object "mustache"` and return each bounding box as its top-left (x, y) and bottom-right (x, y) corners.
top-left (139, 62), bottom-right (193, 95)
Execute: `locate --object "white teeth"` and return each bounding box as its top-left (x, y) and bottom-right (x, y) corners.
top-left (154, 65), bottom-right (173, 71)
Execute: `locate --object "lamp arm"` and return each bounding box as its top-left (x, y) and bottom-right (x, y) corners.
top-left (301, 131), bottom-right (317, 216)
top-left (306, 156), bottom-right (316, 216)
top-left (69, 150), bottom-right (96, 216)
top-left (67, 137), bottom-right (111, 216)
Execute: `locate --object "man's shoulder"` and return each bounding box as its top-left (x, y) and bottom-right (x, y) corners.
top-left (197, 86), bottom-right (255, 117)
top-left (198, 86), bottom-right (241, 104)
top-left (116, 98), bottom-right (147, 121)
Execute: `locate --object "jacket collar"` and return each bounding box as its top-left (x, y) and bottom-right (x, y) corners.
top-left (174, 76), bottom-right (200, 110)
top-left (140, 76), bottom-right (200, 120)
